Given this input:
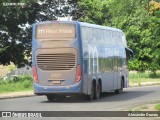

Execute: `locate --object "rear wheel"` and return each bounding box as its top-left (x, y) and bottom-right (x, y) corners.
top-left (46, 95), bottom-right (55, 101)
top-left (95, 82), bottom-right (101, 99)
top-left (115, 80), bottom-right (124, 94)
top-left (87, 83), bottom-right (94, 101)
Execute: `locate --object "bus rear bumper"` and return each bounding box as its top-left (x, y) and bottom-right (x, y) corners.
top-left (34, 82), bottom-right (82, 95)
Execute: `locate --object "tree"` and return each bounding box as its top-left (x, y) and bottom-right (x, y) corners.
top-left (109, 0), bottom-right (160, 71)
top-left (71, 0), bottom-right (111, 25)
top-left (149, 0), bottom-right (160, 71)
top-left (1, 0), bottom-right (160, 71)
top-left (74, 0), bottom-right (160, 71)
top-left (0, 0), bottom-right (72, 67)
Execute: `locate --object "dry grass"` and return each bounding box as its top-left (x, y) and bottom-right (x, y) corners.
top-left (0, 63), bottom-right (16, 78)
top-left (132, 104), bottom-right (160, 111)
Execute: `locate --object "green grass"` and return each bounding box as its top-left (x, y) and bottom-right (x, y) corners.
top-left (0, 75), bottom-right (33, 94)
top-left (132, 104), bottom-right (160, 111)
top-left (0, 71), bottom-right (160, 94)
top-left (155, 103), bottom-right (160, 110)
top-left (129, 72), bottom-right (160, 85)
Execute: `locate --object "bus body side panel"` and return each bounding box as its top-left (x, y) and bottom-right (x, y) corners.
top-left (80, 24), bottom-right (129, 94)
top-left (32, 24), bottom-right (38, 67)
top-left (76, 23), bottom-right (87, 95)
top-left (74, 22), bottom-right (84, 94)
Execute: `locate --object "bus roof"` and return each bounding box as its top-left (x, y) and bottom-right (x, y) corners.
top-left (79, 22), bottom-right (122, 32)
top-left (33, 20), bottom-right (123, 33)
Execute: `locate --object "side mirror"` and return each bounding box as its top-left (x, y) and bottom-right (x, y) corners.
top-left (125, 48), bottom-right (134, 61)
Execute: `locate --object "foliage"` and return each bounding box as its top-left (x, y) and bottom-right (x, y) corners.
top-left (7, 63), bottom-right (16, 71)
top-left (22, 80), bottom-right (31, 88)
top-left (129, 72), bottom-right (160, 86)
top-left (0, 0), bottom-right (73, 67)
top-left (0, 75), bottom-right (33, 93)
top-left (72, 0), bottom-right (111, 25)
top-left (129, 71), bottom-right (160, 79)
top-left (155, 103), bottom-right (160, 110)
top-left (0, 75), bottom-right (32, 84)
top-left (74, 0), bottom-right (160, 71)
top-left (149, 0), bottom-right (160, 14)
top-left (0, 0), bottom-right (160, 72)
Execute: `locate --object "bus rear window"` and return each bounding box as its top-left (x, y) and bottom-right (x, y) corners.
top-left (36, 23), bottom-right (76, 41)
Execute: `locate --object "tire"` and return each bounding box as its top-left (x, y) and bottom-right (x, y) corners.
top-left (95, 81), bottom-right (101, 99)
top-left (46, 95), bottom-right (55, 101)
top-left (87, 83), bottom-right (94, 101)
top-left (115, 80), bottom-right (124, 94)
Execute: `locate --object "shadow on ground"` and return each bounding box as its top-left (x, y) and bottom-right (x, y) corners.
top-left (40, 90), bottom-right (153, 103)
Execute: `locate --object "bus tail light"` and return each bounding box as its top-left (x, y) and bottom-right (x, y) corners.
top-left (32, 66), bottom-right (39, 83)
top-left (75, 65), bottom-right (82, 82)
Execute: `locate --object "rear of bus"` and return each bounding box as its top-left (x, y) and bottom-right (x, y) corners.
top-left (32, 21), bottom-right (83, 98)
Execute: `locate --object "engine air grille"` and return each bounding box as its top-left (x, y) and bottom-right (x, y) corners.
top-left (37, 53), bottom-right (76, 70)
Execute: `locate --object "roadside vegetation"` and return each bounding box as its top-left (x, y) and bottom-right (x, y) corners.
top-left (0, 0), bottom-right (160, 72)
top-left (129, 71), bottom-right (160, 86)
top-left (155, 103), bottom-right (160, 110)
top-left (0, 63), bottom-right (16, 78)
top-left (0, 71), bottom-right (159, 94)
top-left (131, 103), bottom-right (160, 111)
top-left (0, 75), bottom-right (33, 94)
top-left (0, 0), bottom-right (160, 94)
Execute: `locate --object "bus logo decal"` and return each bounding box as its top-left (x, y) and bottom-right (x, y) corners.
top-left (88, 45), bottom-right (99, 74)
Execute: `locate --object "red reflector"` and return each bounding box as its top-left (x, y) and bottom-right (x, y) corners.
top-left (76, 65), bottom-right (82, 82)
top-left (32, 66), bottom-right (39, 83)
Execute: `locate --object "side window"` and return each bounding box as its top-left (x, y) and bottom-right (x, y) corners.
top-left (106, 57), bottom-right (113, 71)
top-left (81, 27), bottom-right (91, 44)
top-left (122, 34), bottom-right (127, 47)
top-left (81, 27), bottom-right (86, 42)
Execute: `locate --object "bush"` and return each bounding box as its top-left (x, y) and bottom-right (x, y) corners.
top-left (0, 75), bottom-right (33, 93)
top-left (0, 75), bottom-right (32, 84)
top-left (22, 80), bottom-right (31, 88)
top-left (18, 75), bottom-right (32, 82)
top-left (129, 72), bottom-right (160, 79)
top-left (155, 103), bottom-right (160, 110)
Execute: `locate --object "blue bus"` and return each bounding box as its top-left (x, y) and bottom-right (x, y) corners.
top-left (32, 21), bottom-right (133, 101)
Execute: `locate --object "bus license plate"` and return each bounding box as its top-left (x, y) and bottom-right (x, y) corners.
top-left (52, 81), bottom-right (61, 84)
